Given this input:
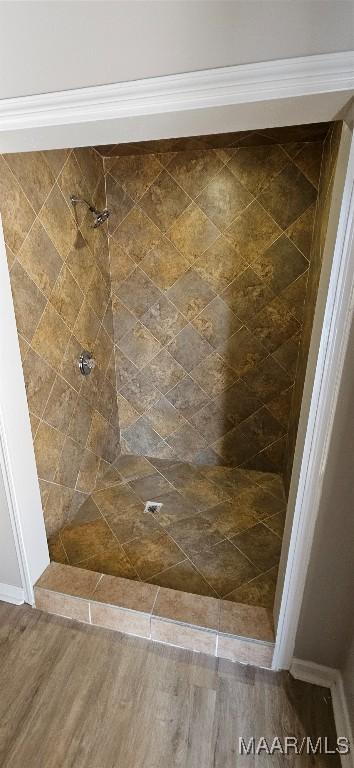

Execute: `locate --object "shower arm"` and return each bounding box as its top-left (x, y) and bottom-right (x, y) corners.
top-left (70, 195), bottom-right (100, 215)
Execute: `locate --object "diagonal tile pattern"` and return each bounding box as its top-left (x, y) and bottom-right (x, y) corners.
top-left (108, 135), bottom-right (321, 473)
top-left (49, 455), bottom-right (286, 606)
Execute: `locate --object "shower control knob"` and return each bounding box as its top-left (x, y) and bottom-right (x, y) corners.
top-left (79, 351), bottom-right (96, 376)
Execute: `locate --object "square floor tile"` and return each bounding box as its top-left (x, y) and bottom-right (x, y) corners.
top-left (123, 530), bottom-right (185, 580)
top-left (231, 523), bottom-right (282, 572)
top-left (192, 540), bottom-right (258, 597)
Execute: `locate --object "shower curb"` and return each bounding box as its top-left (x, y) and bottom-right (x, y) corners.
top-left (34, 562), bottom-right (274, 668)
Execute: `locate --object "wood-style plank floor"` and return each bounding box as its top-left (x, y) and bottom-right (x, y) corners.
top-left (0, 602), bottom-right (340, 767)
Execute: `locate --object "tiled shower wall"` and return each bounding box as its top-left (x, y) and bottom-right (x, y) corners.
top-left (0, 147), bottom-right (120, 536)
top-left (105, 133), bottom-right (325, 472)
top-left (284, 121), bottom-right (343, 490)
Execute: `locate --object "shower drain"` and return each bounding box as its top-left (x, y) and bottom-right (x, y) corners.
top-left (144, 501), bottom-right (163, 514)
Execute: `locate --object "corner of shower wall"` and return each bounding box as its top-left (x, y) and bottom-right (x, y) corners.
top-left (283, 121), bottom-right (344, 494)
top-left (0, 145), bottom-right (121, 537)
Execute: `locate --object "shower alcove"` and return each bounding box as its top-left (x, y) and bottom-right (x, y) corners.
top-left (1, 120), bottom-right (342, 643)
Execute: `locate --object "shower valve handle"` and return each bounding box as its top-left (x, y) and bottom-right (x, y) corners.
top-left (79, 351), bottom-right (96, 376)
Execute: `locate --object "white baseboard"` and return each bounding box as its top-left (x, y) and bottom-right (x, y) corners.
top-left (0, 582), bottom-right (24, 605)
top-left (291, 659), bottom-right (354, 767)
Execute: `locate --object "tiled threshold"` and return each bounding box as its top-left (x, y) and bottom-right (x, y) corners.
top-left (34, 562), bottom-right (274, 668)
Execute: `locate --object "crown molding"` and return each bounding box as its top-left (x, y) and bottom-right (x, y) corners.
top-left (0, 51), bottom-right (353, 131)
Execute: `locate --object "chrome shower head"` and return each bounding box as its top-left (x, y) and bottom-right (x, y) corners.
top-left (70, 195), bottom-right (110, 228)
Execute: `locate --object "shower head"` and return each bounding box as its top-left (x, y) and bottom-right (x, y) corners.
top-left (70, 195), bottom-right (110, 228)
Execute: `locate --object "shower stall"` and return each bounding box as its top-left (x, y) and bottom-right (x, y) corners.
top-left (0, 121), bottom-right (342, 614)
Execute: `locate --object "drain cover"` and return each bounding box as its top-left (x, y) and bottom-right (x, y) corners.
top-left (144, 501), bottom-right (163, 514)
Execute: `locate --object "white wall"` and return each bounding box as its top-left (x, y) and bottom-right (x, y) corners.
top-left (0, 0), bottom-right (353, 99)
top-left (0, 468), bottom-right (22, 590)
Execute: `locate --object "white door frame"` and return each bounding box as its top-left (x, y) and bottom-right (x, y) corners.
top-left (0, 52), bottom-right (353, 664)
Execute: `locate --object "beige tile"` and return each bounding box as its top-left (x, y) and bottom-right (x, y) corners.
top-left (34, 587), bottom-right (90, 623)
top-left (35, 562), bottom-right (100, 598)
top-left (217, 634), bottom-right (273, 667)
top-left (90, 602), bottom-right (150, 637)
top-left (151, 617), bottom-right (216, 654)
top-left (0, 155), bottom-right (36, 254)
top-left (92, 574), bottom-right (158, 611)
top-left (153, 587), bottom-right (219, 629)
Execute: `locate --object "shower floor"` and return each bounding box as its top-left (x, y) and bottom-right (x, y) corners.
top-left (48, 455), bottom-right (286, 609)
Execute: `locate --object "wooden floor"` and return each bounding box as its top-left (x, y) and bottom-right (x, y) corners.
top-left (0, 602), bottom-right (340, 767)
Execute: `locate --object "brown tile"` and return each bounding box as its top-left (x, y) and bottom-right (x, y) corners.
top-left (105, 174), bottom-right (135, 234)
top-left (44, 484), bottom-right (76, 536)
top-left (196, 166), bottom-right (253, 230)
top-left (92, 574), bottom-right (158, 611)
top-left (232, 523), bottom-right (282, 571)
top-left (109, 153), bottom-right (163, 201)
top-left (235, 484), bottom-right (285, 520)
top-left (74, 146), bottom-right (103, 194)
top-left (86, 410), bottom-right (109, 456)
top-left (213, 407), bottom-right (284, 466)
top-left (116, 266), bottom-right (162, 318)
top-left (254, 234), bottom-right (308, 294)
top-left (72, 299), bottom-right (100, 350)
top-left (35, 588), bottom-right (90, 623)
top-left (112, 207), bottom-right (161, 263)
top-left (272, 333), bottom-right (300, 378)
top-left (222, 379), bottom-right (263, 426)
top-left (43, 375), bottom-right (78, 431)
top-left (36, 561), bottom-right (100, 598)
top-left (150, 560), bottom-right (216, 596)
top-left (191, 351), bottom-right (236, 397)
top-left (42, 148), bottom-right (70, 178)
top-left (109, 238), bottom-right (135, 292)
top-left (122, 417), bottom-right (164, 456)
top-left (225, 567), bottom-right (278, 609)
top-left (167, 268), bottom-right (216, 321)
top-left (10, 261), bottom-right (46, 342)
top-left (167, 514), bottom-right (224, 556)
top-left (55, 436), bottom-right (83, 488)
top-left (264, 511), bottom-right (286, 537)
top-left (105, 505), bottom-right (159, 545)
top-left (222, 267), bottom-right (274, 322)
top-left (139, 169), bottom-right (190, 232)
top-left (118, 322), bottom-right (162, 369)
top-left (111, 296), bottom-right (139, 340)
top-left (91, 602), bottom-right (150, 637)
top-left (5, 149), bottom-right (53, 215)
top-left (247, 296), bottom-right (300, 353)
top-left (49, 264), bottom-right (84, 326)
top-left (149, 490), bottom-right (198, 528)
top-left (39, 184), bottom-right (77, 260)
top-left (166, 422), bottom-right (207, 462)
top-left (60, 517), bottom-right (115, 564)
top-left (86, 266), bottom-right (110, 321)
top-left (22, 348), bottom-right (56, 417)
top-left (119, 369), bottom-right (160, 412)
top-left (32, 301), bottom-right (72, 370)
top-left (67, 397), bottom-right (94, 448)
top-left (0, 155), bottom-right (36, 254)
top-left (34, 422), bottom-right (65, 481)
top-left (59, 334), bottom-right (84, 392)
top-left (194, 235), bottom-right (247, 291)
top-left (140, 237), bottom-right (190, 290)
top-left (18, 220), bottom-right (62, 298)
top-left (192, 540), bottom-right (258, 597)
top-left (145, 397), bottom-right (186, 438)
top-left (167, 149), bottom-right (224, 198)
top-left (293, 141), bottom-right (323, 188)
top-left (72, 496), bottom-right (102, 525)
top-left (192, 296), bottom-right (241, 348)
top-left (190, 401), bottom-right (233, 444)
top-left (123, 530), bottom-right (184, 580)
top-left (80, 539), bottom-right (137, 579)
top-left (217, 634), bottom-right (273, 667)
top-left (47, 533), bottom-right (68, 564)
top-left (151, 617), bottom-right (216, 654)
top-left (219, 599), bottom-right (274, 642)
top-left (286, 203), bottom-right (315, 259)
top-left (165, 375), bottom-right (210, 420)
top-left (140, 295), bottom-right (187, 345)
top-left (281, 272), bottom-right (308, 322)
top-left (228, 144), bottom-right (288, 195)
top-left (243, 354), bottom-right (293, 403)
top-left (258, 163), bottom-right (317, 229)
top-left (142, 348), bottom-right (185, 393)
top-left (76, 450), bottom-right (101, 494)
top-left (153, 586), bottom-right (219, 629)
top-left (226, 199), bottom-right (282, 265)
top-left (168, 324), bottom-right (213, 372)
top-left (129, 472), bottom-right (172, 501)
top-left (218, 326), bottom-right (267, 378)
top-left (202, 501), bottom-right (257, 538)
top-left (168, 203), bottom-right (219, 262)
